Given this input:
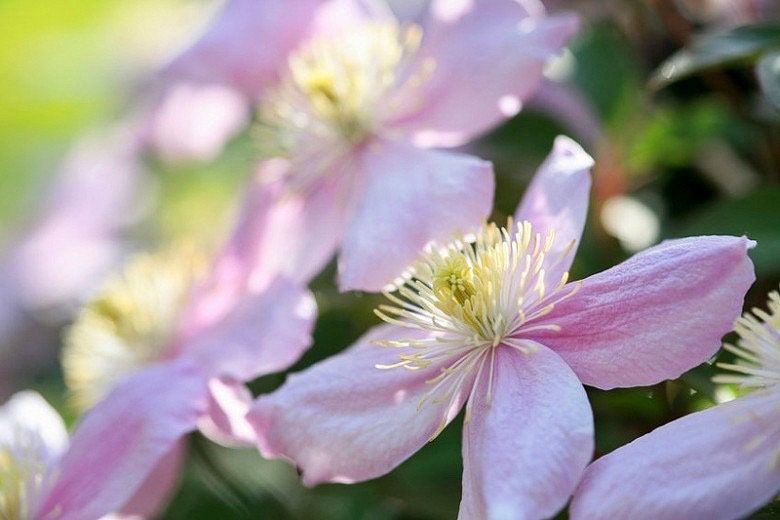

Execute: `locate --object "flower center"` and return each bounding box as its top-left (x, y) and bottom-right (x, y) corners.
top-left (0, 441), bottom-right (49, 520)
top-left (374, 220), bottom-right (580, 428)
top-left (0, 448), bottom-right (27, 520)
top-left (61, 247), bottom-right (205, 412)
top-left (256, 22), bottom-right (431, 189)
top-left (714, 287), bottom-right (780, 390)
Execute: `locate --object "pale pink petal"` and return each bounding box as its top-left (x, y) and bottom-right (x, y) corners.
top-left (37, 362), bottom-right (207, 520)
top-left (460, 343), bottom-right (593, 519)
top-left (385, 2), bottom-right (579, 148)
top-left (176, 162), bottom-right (347, 337)
top-left (181, 278), bottom-right (317, 383)
top-left (0, 391), bottom-right (68, 467)
top-left (339, 140), bottom-right (494, 291)
top-left (143, 82), bottom-right (249, 164)
top-left (532, 236), bottom-right (756, 390)
top-left (571, 390), bottom-right (780, 520)
top-left (514, 135), bottom-right (593, 282)
top-left (162, 0), bottom-right (321, 95)
top-left (197, 378), bottom-right (256, 447)
top-left (118, 441), bottom-right (186, 518)
top-left (248, 324), bottom-right (469, 486)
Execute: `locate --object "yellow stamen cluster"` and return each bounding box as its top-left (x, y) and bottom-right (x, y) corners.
top-left (375, 220), bottom-right (579, 425)
top-left (256, 22), bottom-right (432, 188)
top-left (714, 287), bottom-right (780, 390)
top-left (0, 445), bottom-right (47, 520)
top-left (62, 246), bottom-right (205, 412)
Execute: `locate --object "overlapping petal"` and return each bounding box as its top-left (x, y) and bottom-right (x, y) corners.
top-left (570, 390), bottom-right (780, 520)
top-left (37, 362), bottom-right (207, 520)
top-left (386, 0), bottom-right (579, 148)
top-left (532, 236), bottom-right (756, 389)
top-left (0, 391), bottom-right (68, 468)
top-left (117, 442), bottom-right (186, 518)
top-left (460, 344), bottom-right (593, 520)
top-left (514, 135), bottom-right (593, 282)
top-left (339, 139), bottom-right (494, 291)
top-left (249, 324), bottom-right (470, 486)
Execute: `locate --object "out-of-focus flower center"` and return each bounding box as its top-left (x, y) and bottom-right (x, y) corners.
top-left (0, 442), bottom-right (48, 519)
top-left (714, 287), bottom-right (780, 390)
top-left (374, 221), bottom-right (579, 432)
top-left (257, 22), bottom-right (431, 188)
top-left (61, 247), bottom-right (205, 412)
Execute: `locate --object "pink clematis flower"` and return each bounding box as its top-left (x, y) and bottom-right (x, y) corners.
top-left (33, 197), bottom-right (317, 520)
top-left (154, 0), bottom-right (579, 290)
top-left (570, 286), bottom-right (780, 520)
top-left (247, 136), bottom-right (756, 519)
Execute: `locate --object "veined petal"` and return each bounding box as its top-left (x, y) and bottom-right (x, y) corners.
top-left (460, 344), bottom-right (593, 520)
top-left (182, 277), bottom-right (317, 383)
top-left (36, 362), bottom-right (207, 520)
top-left (339, 140), bottom-right (494, 292)
top-left (570, 390), bottom-right (780, 520)
top-left (248, 324), bottom-right (470, 486)
top-left (514, 136), bottom-right (593, 282)
top-left (385, 1), bottom-right (579, 148)
top-left (117, 442), bottom-right (186, 518)
top-left (532, 236), bottom-right (756, 389)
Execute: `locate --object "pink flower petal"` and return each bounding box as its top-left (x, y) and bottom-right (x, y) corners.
top-left (460, 343), bottom-right (593, 519)
top-left (533, 236), bottom-right (756, 390)
top-left (386, 2), bottom-right (579, 148)
top-left (514, 135), bottom-right (593, 282)
top-left (570, 390), bottom-right (780, 520)
top-left (117, 441), bottom-right (186, 518)
top-left (197, 377), bottom-right (256, 447)
top-left (37, 362), bottom-right (207, 520)
top-left (162, 0), bottom-right (320, 95)
top-left (339, 140), bottom-right (494, 291)
top-left (182, 278), bottom-right (317, 383)
top-left (248, 324), bottom-right (470, 486)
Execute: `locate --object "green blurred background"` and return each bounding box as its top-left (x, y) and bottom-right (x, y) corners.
top-left (1, 0), bottom-right (778, 518)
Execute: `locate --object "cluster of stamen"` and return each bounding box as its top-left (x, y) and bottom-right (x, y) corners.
top-left (62, 247), bottom-right (204, 411)
top-left (374, 220), bottom-right (579, 428)
top-left (714, 288), bottom-right (780, 390)
top-left (256, 22), bottom-right (433, 190)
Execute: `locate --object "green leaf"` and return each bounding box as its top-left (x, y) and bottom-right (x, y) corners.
top-left (651, 24), bottom-right (780, 89)
top-left (673, 186), bottom-right (780, 277)
top-left (757, 50), bottom-right (780, 108)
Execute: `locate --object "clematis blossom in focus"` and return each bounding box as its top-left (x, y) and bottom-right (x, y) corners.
top-left (247, 136), bottom-right (756, 519)
top-left (154, 0), bottom-right (580, 291)
top-left (33, 198), bottom-right (317, 519)
top-left (570, 286), bottom-right (780, 520)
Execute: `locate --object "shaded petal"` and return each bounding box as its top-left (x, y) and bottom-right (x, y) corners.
top-left (533, 236), bottom-right (756, 389)
top-left (0, 391), bottom-right (68, 468)
top-left (385, 1), bottom-right (579, 148)
top-left (248, 324), bottom-right (469, 486)
top-left (460, 344), bottom-right (593, 520)
top-left (570, 390), bottom-right (780, 520)
top-left (37, 362), bottom-right (207, 520)
top-left (514, 135), bottom-right (593, 282)
top-left (339, 140), bottom-right (494, 291)
top-left (197, 378), bottom-right (256, 447)
top-left (118, 441), bottom-right (186, 518)
top-left (182, 278), bottom-right (317, 383)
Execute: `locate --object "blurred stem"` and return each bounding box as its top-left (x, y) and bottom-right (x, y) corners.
top-left (191, 436), bottom-right (252, 516)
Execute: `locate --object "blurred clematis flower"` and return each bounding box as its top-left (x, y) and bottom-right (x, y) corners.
top-left (247, 137), bottom-right (756, 519)
top-left (154, 0), bottom-right (579, 291)
top-left (35, 199), bottom-right (317, 519)
top-left (570, 286), bottom-right (780, 520)
top-left (0, 125), bottom-right (149, 399)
